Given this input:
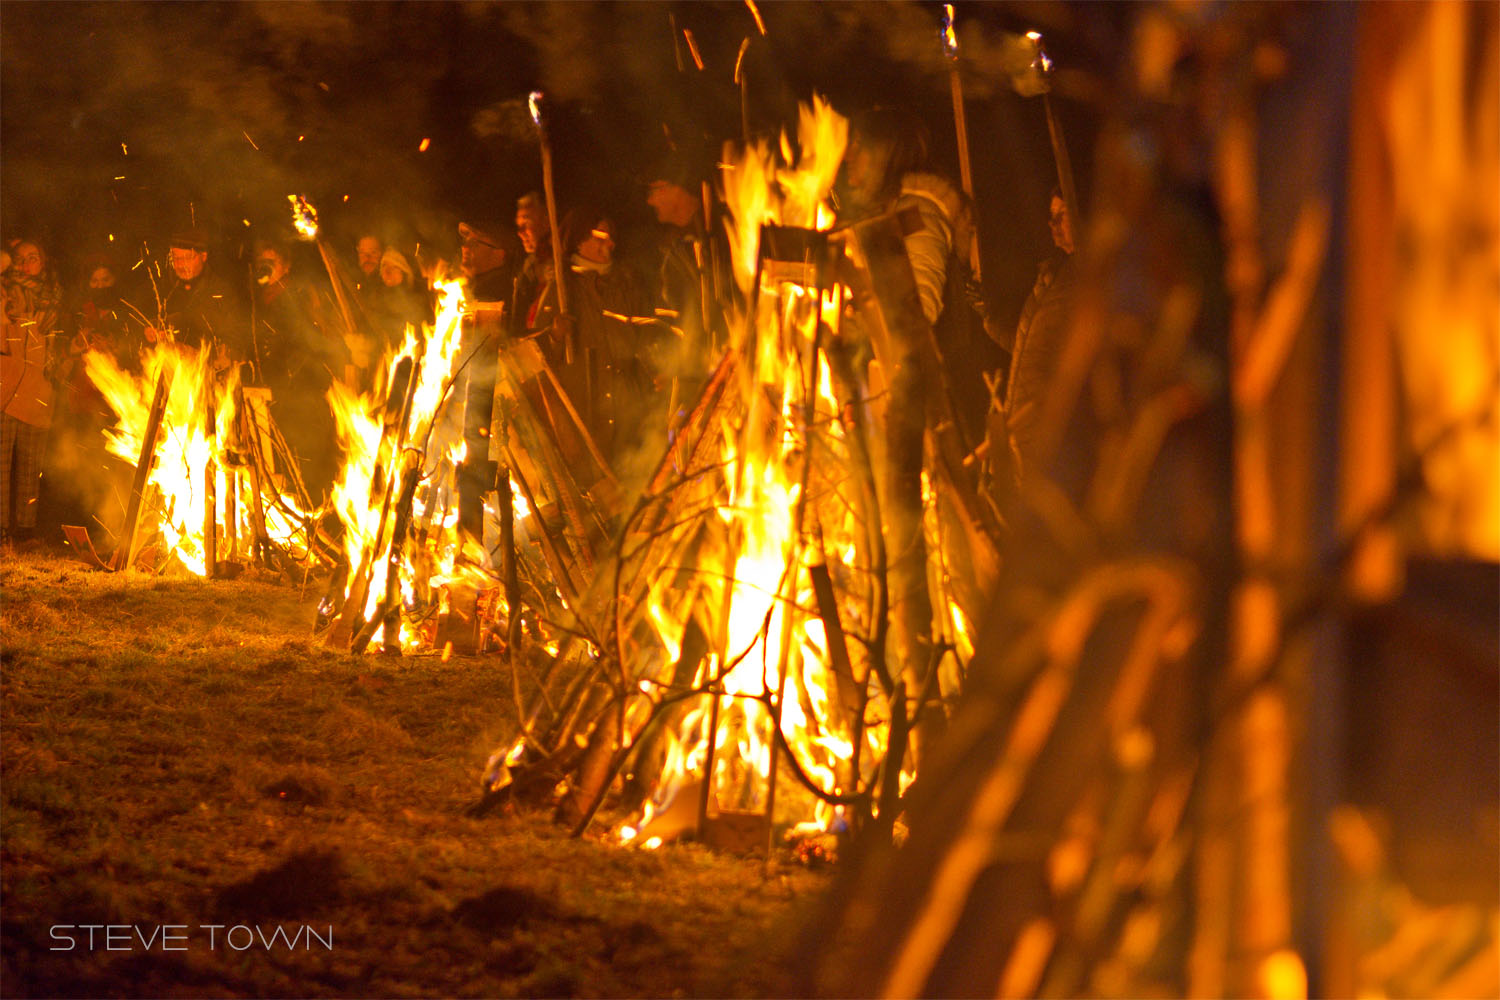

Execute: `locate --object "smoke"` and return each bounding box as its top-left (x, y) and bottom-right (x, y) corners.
top-left (1, 2), bottom-right (463, 259)
top-left (472, 99), bottom-right (539, 145)
top-left (2, 0), bottom-right (1090, 290)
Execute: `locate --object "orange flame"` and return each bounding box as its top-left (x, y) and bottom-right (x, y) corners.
top-left (288, 194), bottom-right (319, 240)
top-left (86, 345), bottom-right (314, 574)
top-left (627, 97), bottom-right (888, 843)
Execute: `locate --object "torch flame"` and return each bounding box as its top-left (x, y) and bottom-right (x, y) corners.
top-left (288, 194), bottom-right (319, 241)
top-left (942, 4), bottom-right (959, 59)
top-left (528, 91), bottom-right (543, 127)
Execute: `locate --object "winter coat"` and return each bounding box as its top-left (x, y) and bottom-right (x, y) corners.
top-left (1005, 252), bottom-right (1078, 467)
top-left (1, 271), bottom-right (62, 427)
top-left (895, 172), bottom-right (962, 327)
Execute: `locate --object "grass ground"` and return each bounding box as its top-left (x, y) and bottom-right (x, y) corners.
top-left (0, 548), bottom-right (830, 998)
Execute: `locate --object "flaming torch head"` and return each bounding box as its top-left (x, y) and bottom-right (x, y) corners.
top-left (1027, 31), bottom-right (1054, 75)
top-left (528, 90), bottom-right (543, 128)
top-left (288, 194), bottom-right (319, 241)
top-left (1005, 30), bottom-right (1053, 97)
top-left (941, 3), bottom-right (958, 60)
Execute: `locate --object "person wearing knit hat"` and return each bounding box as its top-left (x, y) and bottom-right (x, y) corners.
top-left (378, 247), bottom-right (414, 287)
top-left (367, 246), bottom-right (429, 357)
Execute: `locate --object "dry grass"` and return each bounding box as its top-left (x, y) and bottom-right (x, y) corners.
top-left (1, 550), bottom-right (830, 998)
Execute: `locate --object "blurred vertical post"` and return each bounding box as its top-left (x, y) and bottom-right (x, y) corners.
top-left (942, 4), bottom-right (981, 276)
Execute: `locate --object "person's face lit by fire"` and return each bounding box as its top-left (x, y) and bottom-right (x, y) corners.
top-left (380, 262), bottom-right (407, 288)
top-left (1049, 194), bottom-right (1074, 255)
top-left (516, 204), bottom-right (549, 256)
top-left (460, 231), bottom-right (505, 279)
top-left (168, 246), bottom-right (206, 282)
top-left (255, 247), bottom-right (290, 287)
top-left (13, 243), bottom-right (45, 279)
top-left (842, 133), bottom-right (891, 212)
top-left (89, 266), bottom-right (116, 291)
top-left (356, 236), bottom-right (382, 276)
top-left (577, 222), bottom-right (615, 267)
top-left (647, 180), bottom-right (697, 229)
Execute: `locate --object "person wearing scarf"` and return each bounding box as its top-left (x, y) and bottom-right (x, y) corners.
top-left (1, 240), bottom-right (63, 544)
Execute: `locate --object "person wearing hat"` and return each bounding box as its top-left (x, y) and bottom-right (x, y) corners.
top-left (134, 227), bottom-right (245, 368)
top-left (370, 247), bottom-right (429, 352)
top-left (457, 218), bottom-right (517, 303)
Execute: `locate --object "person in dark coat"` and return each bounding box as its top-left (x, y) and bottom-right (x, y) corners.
top-left (558, 207), bottom-right (657, 468)
top-left (250, 238), bottom-right (344, 501)
top-left (138, 228), bottom-right (246, 370)
top-left (998, 188), bottom-right (1078, 480)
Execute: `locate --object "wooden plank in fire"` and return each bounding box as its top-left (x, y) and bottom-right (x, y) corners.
top-left (111, 367), bottom-right (173, 572)
top-left (515, 353), bottom-right (738, 751)
top-left (325, 357), bottom-right (418, 649)
top-left (203, 378), bottom-right (218, 578)
top-left (491, 340), bottom-right (615, 570)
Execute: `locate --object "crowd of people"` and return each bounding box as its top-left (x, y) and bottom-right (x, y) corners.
top-left (1, 109), bottom-right (1077, 552)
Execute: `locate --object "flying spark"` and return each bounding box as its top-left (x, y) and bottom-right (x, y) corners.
top-left (744, 0), bottom-right (766, 35)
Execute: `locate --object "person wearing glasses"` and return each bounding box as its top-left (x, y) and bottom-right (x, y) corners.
top-left (138, 228), bottom-right (245, 370)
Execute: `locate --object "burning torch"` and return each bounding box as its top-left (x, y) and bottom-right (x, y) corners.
top-left (941, 4), bottom-right (981, 278)
top-left (1017, 31), bottom-right (1081, 238)
top-left (289, 194), bottom-right (366, 385)
top-left (529, 91), bottom-right (573, 364)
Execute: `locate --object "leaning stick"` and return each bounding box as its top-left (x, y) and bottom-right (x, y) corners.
top-left (1044, 92), bottom-right (1081, 239)
top-left (315, 240), bottom-right (364, 339)
top-left (539, 363), bottom-right (619, 491)
top-left (202, 381), bottom-right (217, 577)
top-left (113, 368), bottom-right (173, 571)
top-left (530, 92), bottom-right (572, 362)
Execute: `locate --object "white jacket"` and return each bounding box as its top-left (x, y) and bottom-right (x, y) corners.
top-left (896, 172), bottom-right (961, 326)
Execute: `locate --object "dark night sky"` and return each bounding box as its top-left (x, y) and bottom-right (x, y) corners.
top-left (2, 0), bottom-right (1119, 319)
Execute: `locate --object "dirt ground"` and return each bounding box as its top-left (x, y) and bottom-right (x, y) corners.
top-left (0, 547), bottom-right (832, 998)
